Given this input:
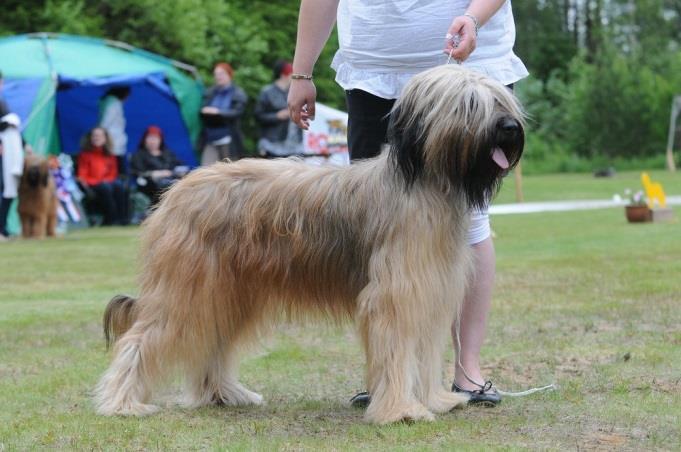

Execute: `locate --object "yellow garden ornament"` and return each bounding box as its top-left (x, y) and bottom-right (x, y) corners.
top-left (641, 172), bottom-right (666, 208)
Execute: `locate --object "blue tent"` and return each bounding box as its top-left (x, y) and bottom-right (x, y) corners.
top-left (0, 33), bottom-right (203, 166)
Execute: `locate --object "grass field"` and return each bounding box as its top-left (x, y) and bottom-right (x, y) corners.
top-left (1, 171), bottom-right (680, 450)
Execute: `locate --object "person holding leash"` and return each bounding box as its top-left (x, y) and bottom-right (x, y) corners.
top-left (288, 0), bottom-right (528, 406)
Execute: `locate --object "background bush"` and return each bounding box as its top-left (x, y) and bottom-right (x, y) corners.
top-left (1, 0), bottom-right (680, 171)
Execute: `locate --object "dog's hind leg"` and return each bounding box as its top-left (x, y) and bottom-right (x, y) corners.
top-left (95, 321), bottom-right (165, 416)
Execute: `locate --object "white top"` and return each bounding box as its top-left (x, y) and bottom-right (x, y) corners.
top-left (1, 114), bottom-right (24, 198)
top-left (99, 96), bottom-right (127, 157)
top-left (332, 0), bottom-right (528, 99)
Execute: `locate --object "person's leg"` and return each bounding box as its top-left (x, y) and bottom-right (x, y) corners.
top-left (345, 89), bottom-right (395, 160)
top-left (0, 197), bottom-right (14, 237)
top-left (451, 211), bottom-right (500, 405)
top-left (91, 183), bottom-right (116, 225)
top-left (111, 180), bottom-right (129, 225)
top-left (452, 238), bottom-right (494, 387)
top-left (201, 144), bottom-right (219, 166)
top-left (222, 144), bottom-right (239, 161)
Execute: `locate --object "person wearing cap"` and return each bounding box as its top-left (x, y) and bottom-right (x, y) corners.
top-left (130, 125), bottom-right (184, 206)
top-left (0, 113), bottom-right (24, 239)
top-left (254, 60), bottom-right (304, 157)
top-left (200, 62), bottom-right (248, 165)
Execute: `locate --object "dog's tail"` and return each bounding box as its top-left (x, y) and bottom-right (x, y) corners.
top-left (103, 294), bottom-right (138, 349)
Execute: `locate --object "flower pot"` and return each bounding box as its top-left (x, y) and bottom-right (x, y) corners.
top-left (625, 205), bottom-right (651, 223)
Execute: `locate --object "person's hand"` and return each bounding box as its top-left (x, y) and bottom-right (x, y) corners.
top-left (443, 15), bottom-right (478, 62)
top-left (276, 108), bottom-right (290, 121)
top-left (288, 79), bottom-right (316, 130)
top-left (201, 106), bottom-right (220, 115)
top-left (151, 170), bottom-right (172, 179)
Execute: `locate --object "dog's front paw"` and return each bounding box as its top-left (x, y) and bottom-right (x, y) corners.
top-left (365, 401), bottom-right (435, 424)
top-left (426, 390), bottom-right (469, 414)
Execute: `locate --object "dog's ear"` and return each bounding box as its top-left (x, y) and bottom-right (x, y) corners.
top-left (387, 104), bottom-right (425, 187)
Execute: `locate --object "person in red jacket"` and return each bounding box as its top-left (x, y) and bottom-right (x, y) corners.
top-left (77, 127), bottom-right (127, 225)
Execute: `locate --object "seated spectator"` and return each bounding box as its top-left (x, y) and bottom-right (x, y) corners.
top-left (77, 127), bottom-right (128, 226)
top-left (255, 60), bottom-right (303, 157)
top-left (130, 125), bottom-right (186, 206)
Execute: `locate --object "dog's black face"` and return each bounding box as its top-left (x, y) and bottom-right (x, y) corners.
top-left (461, 113), bottom-right (524, 209)
top-left (26, 166), bottom-right (42, 187)
top-left (23, 159), bottom-right (50, 188)
top-left (388, 109), bottom-right (524, 210)
top-left (387, 66), bottom-right (526, 210)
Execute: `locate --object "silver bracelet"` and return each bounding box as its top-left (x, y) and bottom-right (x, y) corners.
top-left (463, 13), bottom-right (479, 36)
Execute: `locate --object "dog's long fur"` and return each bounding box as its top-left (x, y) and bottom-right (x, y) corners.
top-left (17, 155), bottom-right (58, 239)
top-left (95, 65), bottom-right (524, 424)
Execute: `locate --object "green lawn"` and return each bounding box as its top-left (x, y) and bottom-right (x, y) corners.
top-left (495, 169), bottom-right (681, 204)
top-left (1, 172), bottom-right (680, 450)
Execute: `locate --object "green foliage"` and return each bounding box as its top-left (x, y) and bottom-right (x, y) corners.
top-left (1, 0), bottom-right (679, 168)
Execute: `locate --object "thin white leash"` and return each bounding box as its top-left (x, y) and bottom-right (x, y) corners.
top-left (454, 312), bottom-right (556, 398)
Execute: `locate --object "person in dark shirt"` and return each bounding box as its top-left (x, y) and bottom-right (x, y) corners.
top-left (200, 62), bottom-right (247, 164)
top-left (130, 125), bottom-right (185, 206)
top-left (255, 60), bottom-right (303, 157)
top-left (0, 70), bottom-right (10, 118)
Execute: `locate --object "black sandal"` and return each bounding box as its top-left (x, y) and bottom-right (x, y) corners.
top-left (349, 391), bottom-right (371, 408)
top-left (452, 380), bottom-right (501, 407)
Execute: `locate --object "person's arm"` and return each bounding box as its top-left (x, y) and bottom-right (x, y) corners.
top-left (254, 90), bottom-right (282, 125)
top-left (0, 99), bottom-right (10, 118)
top-left (76, 153), bottom-right (91, 187)
top-left (129, 151), bottom-right (146, 177)
top-left (445, 0), bottom-right (507, 61)
top-left (288, 0), bottom-right (339, 130)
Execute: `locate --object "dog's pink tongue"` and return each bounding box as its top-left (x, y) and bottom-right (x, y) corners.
top-left (491, 147), bottom-right (509, 169)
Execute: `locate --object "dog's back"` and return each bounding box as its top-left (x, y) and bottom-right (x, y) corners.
top-left (140, 159), bottom-right (379, 322)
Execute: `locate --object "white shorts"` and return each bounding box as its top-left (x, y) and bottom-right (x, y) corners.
top-left (467, 209), bottom-right (491, 245)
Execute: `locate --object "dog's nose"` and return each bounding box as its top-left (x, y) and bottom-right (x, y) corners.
top-left (501, 119), bottom-right (519, 133)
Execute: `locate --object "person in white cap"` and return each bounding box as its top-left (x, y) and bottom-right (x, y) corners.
top-left (0, 113), bottom-right (25, 239)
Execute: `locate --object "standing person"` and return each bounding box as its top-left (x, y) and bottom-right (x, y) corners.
top-left (288, 0), bottom-right (528, 407)
top-left (200, 62), bottom-right (247, 165)
top-left (99, 86), bottom-right (130, 172)
top-left (255, 60), bottom-right (304, 157)
top-left (0, 113), bottom-right (24, 240)
top-left (0, 70), bottom-right (10, 118)
top-left (77, 127), bottom-right (128, 226)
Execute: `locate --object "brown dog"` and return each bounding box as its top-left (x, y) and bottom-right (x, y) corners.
top-left (95, 66), bottom-right (525, 424)
top-left (18, 154), bottom-right (58, 239)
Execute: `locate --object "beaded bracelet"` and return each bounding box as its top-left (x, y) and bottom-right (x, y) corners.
top-left (463, 13), bottom-right (479, 36)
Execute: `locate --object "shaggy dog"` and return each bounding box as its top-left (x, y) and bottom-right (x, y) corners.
top-left (95, 65), bottom-right (525, 424)
top-left (18, 154), bottom-right (58, 239)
